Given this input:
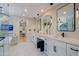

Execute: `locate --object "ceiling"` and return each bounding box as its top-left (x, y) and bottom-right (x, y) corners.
top-left (0, 3), bottom-right (59, 18)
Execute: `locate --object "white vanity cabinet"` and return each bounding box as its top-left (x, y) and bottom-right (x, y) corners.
top-left (49, 40), bottom-right (66, 56)
top-left (53, 40), bottom-right (66, 56)
top-left (44, 38), bottom-right (66, 56)
top-left (67, 44), bottom-right (79, 56)
top-left (44, 39), bottom-right (55, 56)
top-left (32, 34), bottom-right (79, 56)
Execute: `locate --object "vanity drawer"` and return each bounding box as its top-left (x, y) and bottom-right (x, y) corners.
top-left (67, 44), bottom-right (79, 56)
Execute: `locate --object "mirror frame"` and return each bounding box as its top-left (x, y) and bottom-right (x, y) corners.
top-left (57, 3), bottom-right (75, 32)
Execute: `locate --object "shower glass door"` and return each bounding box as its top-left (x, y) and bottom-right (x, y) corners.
top-left (0, 14), bottom-right (10, 56)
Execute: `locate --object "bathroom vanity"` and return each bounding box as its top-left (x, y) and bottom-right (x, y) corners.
top-left (29, 33), bottom-right (79, 56)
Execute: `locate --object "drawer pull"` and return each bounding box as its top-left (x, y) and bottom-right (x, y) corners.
top-left (53, 45), bottom-right (56, 52)
top-left (71, 48), bottom-right (79, 52)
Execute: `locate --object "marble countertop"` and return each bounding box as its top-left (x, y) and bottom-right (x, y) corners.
top-left (34, 33), bottom-right (79, 47)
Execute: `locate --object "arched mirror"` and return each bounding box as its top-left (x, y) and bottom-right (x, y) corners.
top-left (42, 15), bottom-right (52, 34)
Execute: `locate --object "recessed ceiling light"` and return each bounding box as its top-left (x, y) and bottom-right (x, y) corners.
top-left (41, 9), bottom-right (44, 12)
top-left (24, 9), bottom-right (27, 12)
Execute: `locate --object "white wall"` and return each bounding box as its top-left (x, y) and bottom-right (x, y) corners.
top-left (40, 3), bottom-right (79, 39)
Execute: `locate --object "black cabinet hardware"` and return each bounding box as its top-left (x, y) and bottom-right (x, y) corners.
top-left (71, 48), bottom-right (79, 52)
top-left (53, 45), bottom-right (56, 52)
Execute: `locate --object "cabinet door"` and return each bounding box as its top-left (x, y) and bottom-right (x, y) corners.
top-left (53, 40), bottom-right (66, 56)
top-left (67, 44), bottom-right (79, 56)
top-left (44, 39), bottom-right (66, 56)
top-left (44, 39), bottom-right (50, 55)
top-left (44, 39), bottom-right (55, 56)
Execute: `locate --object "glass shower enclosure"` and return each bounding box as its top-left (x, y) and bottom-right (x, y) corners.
top-left (0, 6), bottom-right (13, 56)
top-left (0, 14), bottom-right (10, 56)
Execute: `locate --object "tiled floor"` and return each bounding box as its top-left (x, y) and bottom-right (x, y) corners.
top-left (8, 39), bottom-right (44, 56)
